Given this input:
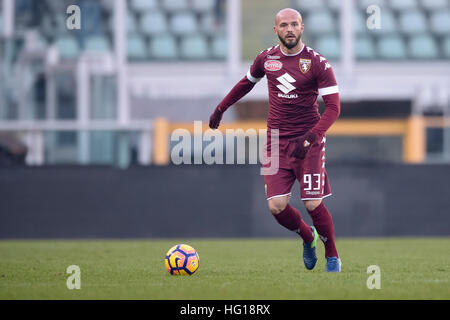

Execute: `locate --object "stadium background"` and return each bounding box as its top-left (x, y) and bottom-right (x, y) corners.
top-left (1, 0), bottom-right (450, 239)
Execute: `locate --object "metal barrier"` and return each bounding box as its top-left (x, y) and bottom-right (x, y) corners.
top-left (0, 120), bottom-right (153, 166)
top-left (2, 116), bottom-right (450, 165)
top-left (152, 116), bottom-right (429, 164)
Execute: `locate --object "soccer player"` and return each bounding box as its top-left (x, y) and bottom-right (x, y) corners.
top-left (209, 8), bottom-right (341, 272)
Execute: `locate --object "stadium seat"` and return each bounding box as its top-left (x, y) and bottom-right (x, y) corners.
top-left (398, 10), bottom-right (428, 34)
top-left (54, 36), bottom-right (80, 59)
top-left (130, 0), bottom-right (158, 11)
top-left (101, 0), bottom-right (114, 11)
top-left (110, 12), bottom-right (138, 34)
top-left (443, 36), bottom-right (450, 58)
top-left (354, 10), bottom-right (368, 35)
top-left (127, 34), bottom-right (147, 59)
top-left (30, 33), bottom-right (48, 50)
top-left (295, 0), bottom-right (326, 11)
top-left (371, 9), bottom-right (397, 34)
top-left (140, 11), bottom-right (168, 35)
top-left (148, 35), bottom-right (178, 59)
top-left (192, 0), bottom-right (215, 13)
top-left (378, 35), bottom-right (406, 59)
top-left (161, 0), bottom-right (189, 12)
top-left (315, 35), bottom-right (340, 60)
top-left (389, 0), bottom-right (418, 11)
top-left (180, 35), bottom-right (209, 60)
top-left (430, 10), bottom-right (450, 35)
top-left (85, 35), bottom-right (111, 52)
top-left (326, 0), bottom-right (341, 12)
top-left (211, 36), bottom-right (227, 59)
top-left (355, 36), bottom-right (376, 59)
top-left (305, 11), bottom-right (335, 34)
top-left (127, 12), bottom-right (138, 33)
top-left (200, 13), bottom-right (226, 35)
top-left (419, 0), bottom-right (449, 10)
top-left (409, 34), bottom-right (439, 59)
top-left (170, 12), bottom-right (198, 35)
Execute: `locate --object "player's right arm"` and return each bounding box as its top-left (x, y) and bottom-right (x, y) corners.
top-left (209, 53), bottom-right (266, 129)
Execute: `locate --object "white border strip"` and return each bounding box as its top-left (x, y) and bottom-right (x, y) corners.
top-left (266, 192), bottom-right (292, 201)
top-left (246, 70), bottom-right (262, 83)
top-left (318, 85), bottom-right (339, 96)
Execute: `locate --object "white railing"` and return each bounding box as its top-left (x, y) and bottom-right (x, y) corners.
top-left (0, 120), bottom-right (153, 166)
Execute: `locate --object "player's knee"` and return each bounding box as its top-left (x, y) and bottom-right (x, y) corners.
top-left (268, 197), bottom-right (289, 215)
top-left (304, 199), bottom-right (322, 212)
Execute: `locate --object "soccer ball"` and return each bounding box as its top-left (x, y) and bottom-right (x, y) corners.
top-left (165, 244), bottom-right (200, 275)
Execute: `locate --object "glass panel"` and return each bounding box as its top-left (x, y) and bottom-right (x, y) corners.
top-left (355, 1), bottom-right (450, 60)
top-left (126, 0), bottom-right (227, 61)
top-left (242, 0), bottom-right (341, 61)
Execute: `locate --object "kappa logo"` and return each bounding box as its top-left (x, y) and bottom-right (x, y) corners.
top-left (264, 60), bottom-right (283, 71)
top-left (299, 58), bottom-right (311, 74)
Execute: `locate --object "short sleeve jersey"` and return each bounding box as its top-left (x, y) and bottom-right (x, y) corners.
top-left (247, 44), bottom-right (339, 137)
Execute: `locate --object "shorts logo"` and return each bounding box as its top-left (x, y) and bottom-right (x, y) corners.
top-left (264, 60), bottom-right (283, 71)
top-left (299, 58), bottom-right (311, 74)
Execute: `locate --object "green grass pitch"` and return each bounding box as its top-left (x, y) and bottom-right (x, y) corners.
top-left (0, 238), bottom-right (449, 300)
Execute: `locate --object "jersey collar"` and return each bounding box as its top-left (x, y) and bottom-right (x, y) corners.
top-left (280, 43), bottom-right (305, 57)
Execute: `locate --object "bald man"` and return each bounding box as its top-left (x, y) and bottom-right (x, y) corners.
top-left (209, 8), bottom-right (341, 272)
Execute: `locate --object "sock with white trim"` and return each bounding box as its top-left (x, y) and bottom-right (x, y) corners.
top-left (307, 202), bottom-right (339, 258)
top-left (273, 204), bottom-right (314, 243)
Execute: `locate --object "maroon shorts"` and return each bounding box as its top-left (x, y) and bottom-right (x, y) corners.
top-left (263, 133), bottom-right (331, 201)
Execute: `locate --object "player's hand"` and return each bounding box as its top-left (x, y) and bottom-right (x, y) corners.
top-left (290, 131), bottom-right (319, 159)
top-left (209, 107), bottom-right (224, 129)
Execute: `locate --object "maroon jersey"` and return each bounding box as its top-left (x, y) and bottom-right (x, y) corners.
top-left (247, 44), bottom-right (339, 137)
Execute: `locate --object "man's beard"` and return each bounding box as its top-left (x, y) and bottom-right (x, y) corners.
top-left (278, 33), bottom-right (301, 49)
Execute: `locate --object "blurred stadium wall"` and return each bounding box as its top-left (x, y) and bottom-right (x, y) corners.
top-left (0, 0), bottom-right (450, 238)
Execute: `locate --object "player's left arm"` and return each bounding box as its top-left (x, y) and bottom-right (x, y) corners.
top-left (311, 61), bottom-right (340, 138)
top-left (290, 59), bottom-right (340, 159)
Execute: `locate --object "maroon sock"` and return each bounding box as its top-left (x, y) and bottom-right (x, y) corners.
top-left (307, 202), bottom-right (339, 258)
top-left (273, 204), bottom-right (314, 243)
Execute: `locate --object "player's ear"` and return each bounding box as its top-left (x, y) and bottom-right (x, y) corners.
top-left (273, 25), bottom-right (277, 34)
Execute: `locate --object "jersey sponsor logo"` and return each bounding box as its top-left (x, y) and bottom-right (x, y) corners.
top-left (277, 93), bottom-right (298, 98)
top-left (276, 72), bottom-right (296, 94)
top-left (264, 60), bottom-right (283, 71)
top-left (299, 58), bottom-right (311, 74)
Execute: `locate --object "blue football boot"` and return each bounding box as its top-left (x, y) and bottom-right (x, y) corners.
top-left (326, 256), bottom-right (342, 272)
top-left (303, 226), bottom-right (319, 270)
